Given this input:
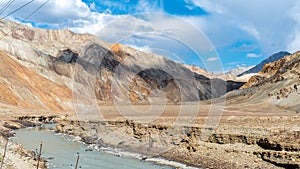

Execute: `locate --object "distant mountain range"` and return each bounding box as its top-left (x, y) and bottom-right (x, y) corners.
top-left (185, 51), bottom-right (291, 83)
top-left (238, 51), bottom-right (291, 77)
top-left (184, 65), bottom-right (253, 82)
top-left (226, 66), bottom-right (254, 76)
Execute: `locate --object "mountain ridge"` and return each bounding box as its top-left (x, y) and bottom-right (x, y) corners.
top-left (185, 64), bottom-right (254, 82)
top-left (238, 51), bottom-right (291, 77)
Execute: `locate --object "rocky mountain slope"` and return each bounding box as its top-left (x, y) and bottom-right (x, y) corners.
top-left (238, 51), bottom-right (290, 77)
top-left (0, 50), bottom-right (72, 111)
top-left (0, 19), bottom-right (244, 111)
top-left (227, 51), bottom-right (300, 112)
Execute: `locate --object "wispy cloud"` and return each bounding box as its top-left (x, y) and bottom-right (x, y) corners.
top-left (240, 24), bottom-right (260, 40)
top-left (246, 53), bottom-right (261, 58)
top-left (231, 43), bottom-right (257, 52)
top-left (187, 0), bottom-right (227, 14)
top-left (136, 0), bottom-right (162, 13)
top-left (0, 0), bottom-right (113, 33)
top-left (288, 1), bottom-right (300, 53)
top-left (207, 57), bottom-right (219, 62)
top-left (189, 0), bottom-right (298, 54)
top-left (89, 2), bottom-right (96, 11)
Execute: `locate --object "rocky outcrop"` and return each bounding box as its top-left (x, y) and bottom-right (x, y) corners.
top-left (228, 51), bottom-right (300, 112)
top-left (240, 75), bottom-right (266, 89)
top-left (57, 49), bottom-right (78, 64)
top-left (241, 51), bottom-right (300, 89)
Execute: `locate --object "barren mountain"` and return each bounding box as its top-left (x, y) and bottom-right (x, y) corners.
top-left (227, 51), bottom-right (300, 112)
top-left (238, 51), bottom-right (290, 77)
top-left (0, 19), bottom-right (244, 111)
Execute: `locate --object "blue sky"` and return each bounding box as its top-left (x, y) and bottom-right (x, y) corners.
top-left (1, 0), bottom-right (300, 72)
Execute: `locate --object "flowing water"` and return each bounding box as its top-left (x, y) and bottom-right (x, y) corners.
top-left (12, 124), bottom-right (175, 169)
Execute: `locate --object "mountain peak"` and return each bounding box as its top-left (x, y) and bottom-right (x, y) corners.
top-left (238, 51), bottom-right (290, 77)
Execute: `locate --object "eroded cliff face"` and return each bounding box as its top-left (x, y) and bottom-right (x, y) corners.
top-left (53, 117), bottom-right (300, 169)
top-left (0, 19), bottom-right (244, 110)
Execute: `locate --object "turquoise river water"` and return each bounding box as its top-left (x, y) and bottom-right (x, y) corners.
top-left (12, 125), bottom-right (176, 169)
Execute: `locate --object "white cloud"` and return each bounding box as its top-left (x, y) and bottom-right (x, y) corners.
top-left (231, 43), bottom-right (257, 52)
top-left (96, 13), bottom-right (215, 54)
top-left (7, 0), bottom-right (90, 23)
top-left (0, 0), bottom-right (118, 34)
top-left (68, 14), bottom-right (119, 34)
top-left (246, 53), bottom-right (261, 58)
top-left (186, 0), bottom-right (227, 14)
top-left (93, 13), bottom-right (225, 72)
top-left (136, 0), bottom-right (162, 13)
top-left (207, 57), bottom-right (219, 62)
top-left (189, 0), bottom-right (298, 54)
top-left (240, 24), bottom-right (260, 40)
top-left (89, 2), bottom-right (96, 11)
top-left (127, 44), bottom-right (153, 53)
top-left (287, 1), bottom-right (300, 53)
top-left (288, 30), bottom-right (300, 53)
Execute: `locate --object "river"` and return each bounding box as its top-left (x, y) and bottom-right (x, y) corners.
top-left (12, 124), bottom-right (176, 169)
